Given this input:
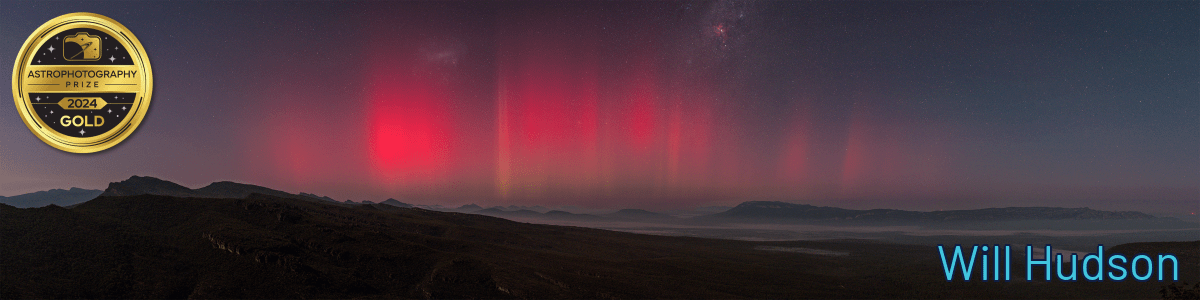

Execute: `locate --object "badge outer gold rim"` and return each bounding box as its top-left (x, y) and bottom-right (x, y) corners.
top-left (11, 12), bottom-right (153, 153)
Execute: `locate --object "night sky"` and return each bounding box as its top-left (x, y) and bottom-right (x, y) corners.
top-left (2, 1), bottom-right (1196, 215)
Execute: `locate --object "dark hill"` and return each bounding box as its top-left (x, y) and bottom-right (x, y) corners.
top-left (1, 194), bottom-right (1192, 298)
top-left (98, 176), bottom-right (326, 203)
top-left (99, 175), bottom-right (202, 198)
top-left (0, 194), bottom-right (905, 298)
top-left (197, 181), bottom-right (317, 201)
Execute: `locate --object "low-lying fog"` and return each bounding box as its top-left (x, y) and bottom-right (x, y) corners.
top-left (482, 216), bottom-right (1200, 252)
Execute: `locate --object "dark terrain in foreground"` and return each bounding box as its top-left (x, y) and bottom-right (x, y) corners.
top-left (2, 191), bottom-right (1197, 299)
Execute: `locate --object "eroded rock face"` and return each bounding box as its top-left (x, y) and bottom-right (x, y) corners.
top-left (202, 232), bottom-right (305, 270)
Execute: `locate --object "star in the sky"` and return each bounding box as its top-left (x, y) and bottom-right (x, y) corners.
top-left (122, 106), bottom-right (127, 111)
top-left (48, 45), bottom-right (55, 52)
top-left (109, 56), bottom-right (115, 62)
top-left (108, 108), bottom-right (112, 113)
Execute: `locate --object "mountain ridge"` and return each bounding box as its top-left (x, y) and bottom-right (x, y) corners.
top-left (63, 176), bottom-right (1181, 223)
top-left (380, 198), bottom-right (412, 208)
top-left (98, 175), bottom-right (327, 203)
top-left (0, 187), bottom-right (102, 208)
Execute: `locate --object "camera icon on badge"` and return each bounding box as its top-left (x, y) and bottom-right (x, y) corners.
top-left (63, 32), bottom-right (102, 61)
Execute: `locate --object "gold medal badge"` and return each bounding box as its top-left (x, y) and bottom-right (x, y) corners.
top-left (12, 13), bottom-right (153, 153)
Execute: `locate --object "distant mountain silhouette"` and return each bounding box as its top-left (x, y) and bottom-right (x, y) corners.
top-left (0, 187), bottom-right (102, 208)
top-left (477, 207), bottom-right (504, 213)
top-left (695, 206), bottom-right (734, 213)
top-left (36, 177), bottom-right (1176, 226)
top-left (604, 209), bottom-right (675, 220)
top-left (705, 201), bottom-right (1159, 222)
top-left (475, 208), bottom-right (545, 218)
top-left (380, 198), bottom-right (412, 208)
top-left (469, 201), bottom-right (1169, 226)
top-left (98, 176), bottom-right (326, 203)
top-left (197, 181), bottom-right (324, 201)
top-left (543, 210), bottom-right (604, 221)
top-left (503, 205), bottom-right (550, 213)
top-left (554, 205), bottom-right (616, 215)
top-left (298, 192), bottom-right (338, 203)
top-left (474, 208), bottom-right (604, 221)
top-left (413, 204), bottom-right (448, 211)
top-left (456, 204), bottom-right (483, 212)
top-left (663, 206), bottom-right (734, 218)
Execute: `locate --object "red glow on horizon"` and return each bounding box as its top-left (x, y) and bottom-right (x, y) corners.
top-left (840, 102), bottom-right (871, 194)
top-left (778, 99), bottom-right (813, 185)
top-left (232, 4), bottom-right (965, 207)
top-left (256, 107), bottom-right (319, 186)
top-left (495, 8), bottom-right (605, 199)
top-left (624, 51), bottom-right (659, 153)
top-left (366, 43), bottom-right (454, 186)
